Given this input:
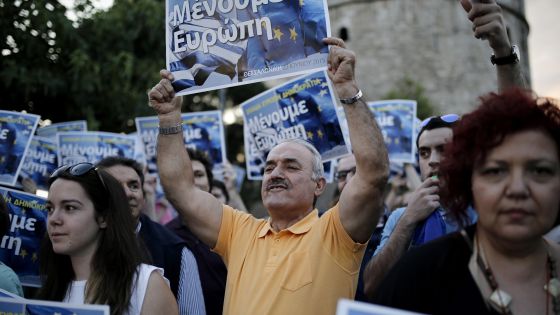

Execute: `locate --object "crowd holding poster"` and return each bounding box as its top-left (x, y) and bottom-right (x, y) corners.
top-left (57, 131), bottom-right (136, 166)
top-left (166, 0), bottom-right (331, 95)
top-left (36, 120), bottom-right (87, 138)
top-left (136, 110), bottom-right (226, 175)
top-left (0, 187), bottom-right (47, 287)
top-left (0, 297), bottom-right (110, 315)
top-left (0, 110), bottom-right (41, 187)
top-left (18, 136), bottom-right (58, 191)
top-left (241, 70), bottom-right (348, 180)
top-left (368, 100), bottom-right (417, 164)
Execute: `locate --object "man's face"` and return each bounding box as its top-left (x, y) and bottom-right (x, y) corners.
top-left (417, 127), bottom-right (453, 180)
top-left (336, 155), bottom-right (356, 192)
top-left (103, 165), bottom-right (145, 221)
top-left (261, 142), bottom-right (320, 214)
top-left (192, 160), bottom-right (210, 192)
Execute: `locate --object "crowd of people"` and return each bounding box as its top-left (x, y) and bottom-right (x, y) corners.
top-left (1, 1), bottom-right (559, 315)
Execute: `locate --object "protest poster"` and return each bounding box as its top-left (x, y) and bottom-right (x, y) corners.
top-left (336, 299), bottom-right (425, 315)
top-left (241, 70), bottom-right (348, 180)
top-left (368, 100), bottom-right (416, 164)
top-left (336, 100), bottom-right (417, 164)
top-left (0, 187), bottom-right (48, 287)
top-left (18, 136), bottom-right (58, 191)
top-left (0, 288), bottom-right (23, 299)
top-left (0, 297), bottom-right (110, 315)
top-left (36, 120), bottom-right (87, 138)
top-left (166, 0), bottom-right (331, 95)
top-left (136, 110), bottom-right (226, 175)
top-left (57, 132), bottom-right (137, 166)
top-left (0, 110), bottom-right (41, 187)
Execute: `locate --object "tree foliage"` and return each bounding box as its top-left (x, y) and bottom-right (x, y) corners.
top-left (0, 0), bottom-right (265, 133)
top-left (382, 77), bottom-right (437, 120)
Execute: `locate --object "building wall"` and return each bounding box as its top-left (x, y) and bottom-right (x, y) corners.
top-left (327, 0), bottom-right (530, 114)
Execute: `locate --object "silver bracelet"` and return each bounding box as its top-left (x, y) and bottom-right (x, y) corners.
top-left (159, 123), bottom-right (183, 135)
top-left (339, 89), bottom-right (363, 105)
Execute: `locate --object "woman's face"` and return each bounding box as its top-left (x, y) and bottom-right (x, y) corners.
top-left (46, 179), bottom-right (106, 258)
top-left (471, 129), bottom-right (560, 243)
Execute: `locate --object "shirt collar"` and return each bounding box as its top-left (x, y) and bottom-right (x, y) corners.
top-left (257, 209), bottom-right (319, 238)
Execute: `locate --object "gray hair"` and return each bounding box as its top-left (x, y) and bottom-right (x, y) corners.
top-left (278, 139), bottom-right (324, 181)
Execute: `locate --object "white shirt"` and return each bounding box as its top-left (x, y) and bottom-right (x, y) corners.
top-left (63, 264), bottom-right (166, 315)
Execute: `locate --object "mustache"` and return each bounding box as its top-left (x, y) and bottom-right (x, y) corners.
top-left (265, 178), bottom-right (289, 190)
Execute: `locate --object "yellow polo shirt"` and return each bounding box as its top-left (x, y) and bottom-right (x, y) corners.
top-left (214, 204), bottom-right (367, 315)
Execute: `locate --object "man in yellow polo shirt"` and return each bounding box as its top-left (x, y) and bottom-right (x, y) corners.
top-left (148, 37), bottom-right (389, 314)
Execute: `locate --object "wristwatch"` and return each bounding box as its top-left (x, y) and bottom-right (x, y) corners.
top-left (339, 89), bottom-right (363, 105)
top-left (491, 45), bottom-right (520, 65)
top-left (159, 123), bottom-right (183, 135)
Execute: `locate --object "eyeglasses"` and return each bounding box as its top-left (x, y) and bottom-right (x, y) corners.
top-left (420, 114), bottom-right (460, 129)
top-left (335, 167), bottom-right (356, 181)
top-left (50, 163), bottom-right (107, 191)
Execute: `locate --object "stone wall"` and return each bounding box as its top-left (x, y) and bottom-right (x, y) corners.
top-left (327, 0), bottom-right (530, 114)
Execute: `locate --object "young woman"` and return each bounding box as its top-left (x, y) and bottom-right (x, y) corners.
top-left (37, 163), bottom-right (178, 315)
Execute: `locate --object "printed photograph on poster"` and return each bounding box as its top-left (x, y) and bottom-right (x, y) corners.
top-left (36, 120), bottom-right (87, 138)
top-left (241, 70), bottom-right (348, 180)
top-left (136, 110), bottom-right (226, 175)
top-left (18, 136), bottom-right (58, 191)
top-left (0, 187), bottom-right (48, 287)
top-left (57, 131), bottom-right (136, 166)
top-left (166, 0), bottom-right (331, 95)
top-left (0, 110), bottom-right (41, 187)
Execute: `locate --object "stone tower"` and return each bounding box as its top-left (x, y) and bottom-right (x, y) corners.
top-left (327, 0), bottom-right (530, 114)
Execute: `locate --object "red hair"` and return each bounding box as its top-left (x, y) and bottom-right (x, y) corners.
top-left (440, 88), bottom-right (560, 225)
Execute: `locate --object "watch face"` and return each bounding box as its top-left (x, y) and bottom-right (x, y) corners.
top-left (512, 45), bottom-right (520, 60)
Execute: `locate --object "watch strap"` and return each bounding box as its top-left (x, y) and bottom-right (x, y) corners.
top-left (340, 89), bottom-right (363, 105)
top-left (491, 45), bottom-right (519, 65)
top-left (159, 123), bottom-right (183, 135)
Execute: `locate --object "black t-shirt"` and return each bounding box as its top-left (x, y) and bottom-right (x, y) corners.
top-left (372, 225), bottom-right (500, 315)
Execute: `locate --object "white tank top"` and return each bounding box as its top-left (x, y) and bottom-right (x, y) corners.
top-left (63, 264), bottom-right (166, 315)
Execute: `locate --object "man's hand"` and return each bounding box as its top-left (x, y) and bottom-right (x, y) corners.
top-left (400, 177), bottom-right (440, 226)
top-left (148, 69), bottom-right (183, 118)
top-left (461, 0), bottom-right (511, 56)
top-left (322, 37), bottom-right (359, 99)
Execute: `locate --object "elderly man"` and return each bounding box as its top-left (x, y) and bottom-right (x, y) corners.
top-left (148, 37), bottom-right (389, 314)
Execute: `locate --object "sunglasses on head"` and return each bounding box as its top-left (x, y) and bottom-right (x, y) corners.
top-left (50, 163), bottom-right (107, 191)
top-left (420, 114), bottom-right (460, 129)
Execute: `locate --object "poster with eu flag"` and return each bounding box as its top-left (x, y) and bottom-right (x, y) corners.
top-left (136, 110), bottom-right (226, 175)
top-left (0, 297), bottom-right (110, 315)
top-left (336, 100), bottom-right (417, 164)
top-left (166, 0), bottom-right (331, 95)
top-left (241, 70), bottom-right (348, 180)
top-left (36, 120), bottom-right (87, 138)
top-left (0, 187), bottom-right (47, 287)
top-left (368, 100), bottom-right (416, 164)
top-left (57, 132), bottom-right (136, 166)
top-left (18, 136), bottom-right (58, 191)
top-left (0, 110), bottom-right (41, 187)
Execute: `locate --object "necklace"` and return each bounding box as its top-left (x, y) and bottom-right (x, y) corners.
top-left (475, 238), bottom-right (560, 315)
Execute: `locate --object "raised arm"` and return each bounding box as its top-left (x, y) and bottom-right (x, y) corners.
top-left (461, 0), bottom-right (527, 90)
top-left (323, 37), bottom-right (389, 243)
top-left (148, 70), bottom-right (222, 247)
top-left (363, 177), bottom-right (440, 299)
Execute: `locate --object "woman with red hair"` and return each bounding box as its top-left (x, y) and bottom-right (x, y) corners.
top-left (373, 89), bottom-right (560, 315)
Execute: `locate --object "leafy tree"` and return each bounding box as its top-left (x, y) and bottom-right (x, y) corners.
top-left (1, 0), bottom-right (265, 133)
top-left (382, 77), bottom-right (437, 120)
